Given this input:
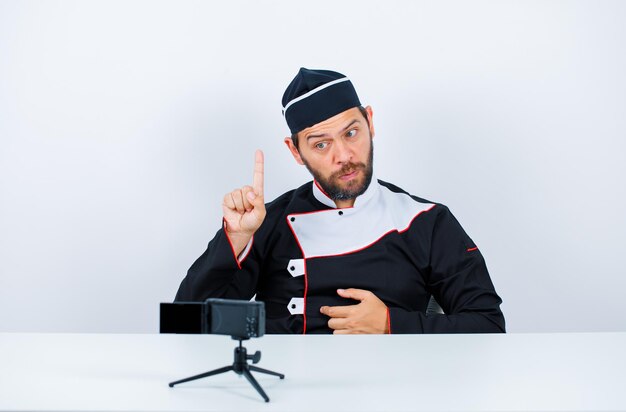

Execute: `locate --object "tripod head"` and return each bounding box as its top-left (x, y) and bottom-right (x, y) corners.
top-left (233, 338), bottom-right (261, 364)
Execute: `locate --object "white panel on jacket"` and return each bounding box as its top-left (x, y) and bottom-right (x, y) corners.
top-left (288, 181), bottom-right (435, 259)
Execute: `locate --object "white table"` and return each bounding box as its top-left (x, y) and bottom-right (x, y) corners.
top-left (1, 332), bottom-right (625, 411)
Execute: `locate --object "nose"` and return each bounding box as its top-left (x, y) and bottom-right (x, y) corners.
top-left (333, 139), bottom-right (353, 164)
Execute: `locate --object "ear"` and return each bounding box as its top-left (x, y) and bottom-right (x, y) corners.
top-left (364, 105), bottom-right (375, 139)
top-left (284, 137), bottom-right (305, 165)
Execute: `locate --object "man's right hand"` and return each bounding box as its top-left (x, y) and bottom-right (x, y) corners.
top-left (222, 150), bottom-right (266, 257)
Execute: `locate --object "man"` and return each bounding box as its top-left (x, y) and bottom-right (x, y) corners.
top-left (175, 68), bottom-right (505, 334)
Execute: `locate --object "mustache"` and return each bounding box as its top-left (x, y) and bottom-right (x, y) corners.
top-left (331, 162), bottom-right (366, 179)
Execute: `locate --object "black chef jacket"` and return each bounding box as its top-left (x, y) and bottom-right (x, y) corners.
top-left (175, 178), bottom-right (505, 334)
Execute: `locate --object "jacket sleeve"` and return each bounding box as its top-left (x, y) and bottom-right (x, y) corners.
top-left (388, 205), bottom-right (506, 333)
top-left (174, 225), bottom-right (260, 302)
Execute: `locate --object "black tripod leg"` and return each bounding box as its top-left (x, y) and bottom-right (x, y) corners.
top-left (241, 369), bottom-right (270, 402)
top-left (169, 365), bottom-right (233, 387)
top-left (249, 365), bottom-right (285, 379)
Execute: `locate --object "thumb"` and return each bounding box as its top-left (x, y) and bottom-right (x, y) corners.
top-left (337, 288), bottom-right (371, 302)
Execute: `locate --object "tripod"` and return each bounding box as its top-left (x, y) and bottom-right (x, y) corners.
top-left (168, 338), bottom-right (285, 402)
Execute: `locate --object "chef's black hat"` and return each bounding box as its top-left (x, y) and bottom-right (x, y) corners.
top-left (282, 68), bottom-right (361, 134)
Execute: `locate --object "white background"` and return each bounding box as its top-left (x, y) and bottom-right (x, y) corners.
top-left (1, 0), bottom-right (624, 333)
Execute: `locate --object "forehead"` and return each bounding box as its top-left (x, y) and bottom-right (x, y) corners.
top-left (300, 107), bottom-right (364, 138)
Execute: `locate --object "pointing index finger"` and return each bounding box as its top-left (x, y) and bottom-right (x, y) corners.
top-left (253, 149), bottom-right (264, 195)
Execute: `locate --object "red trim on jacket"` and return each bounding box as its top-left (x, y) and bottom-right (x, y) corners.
top-left (466, 246), bottom-right (478, 252)
top-left (288, 204), bottom-right (437, 260)
top-left (222, 220), bottom-right (254, 269)
top-left (239, 237), bottom-right (254, 264)
top-left (386, 307), bottom-right (392, 334)
top-left (286, 216), bottom-right (308, 335)
top-left (314, 179), bottom-right (330, 198)
top-left (223, 219), bottom-right (242, 270)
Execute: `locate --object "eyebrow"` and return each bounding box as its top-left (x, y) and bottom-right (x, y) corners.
top-left (306, 119), bottom-right (361, 140)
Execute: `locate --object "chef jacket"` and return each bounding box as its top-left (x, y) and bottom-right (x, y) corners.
top-left (175, 178), bottom-right (505, 334)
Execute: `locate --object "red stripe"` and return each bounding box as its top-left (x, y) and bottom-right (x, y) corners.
top-left (466, 246), bottom-right (478, 252)
top-left (386, 307), bottom-right (392, 334)
top-left (286, 215), bottom-right (308, 334)
top-left (239, 236), bottom-right (254, 264)
top-left (222, 219), bottom-right (242, 270)
top-left (289, 204), bottom-right (437, 260)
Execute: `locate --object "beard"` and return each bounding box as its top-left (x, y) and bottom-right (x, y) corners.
top-left (302, 141), bottom-right (374, 202)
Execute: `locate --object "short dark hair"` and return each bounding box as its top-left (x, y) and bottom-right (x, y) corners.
top-left (290, 105), bottom-right (370, 151)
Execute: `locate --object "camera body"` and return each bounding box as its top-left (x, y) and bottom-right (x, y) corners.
top-left (160, 298), bottom-right (265, 339)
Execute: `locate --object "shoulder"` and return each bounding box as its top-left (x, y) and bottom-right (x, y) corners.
top-left (264, 181), bottom-right (313, 214)
top-left (375, 179), bottom-right (465, 232)
top-left (376, 180), bottom-right (472, 244)
top-left (377, 179), bottom-right (437, 204)
top-left (377, 179), bottom-right (448, 213)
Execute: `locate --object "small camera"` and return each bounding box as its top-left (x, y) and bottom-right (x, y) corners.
top-left (160, 298), bottom-right (265, 339)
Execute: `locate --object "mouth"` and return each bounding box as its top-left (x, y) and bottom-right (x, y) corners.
top-left (338, 170), bottom-right (359, 181)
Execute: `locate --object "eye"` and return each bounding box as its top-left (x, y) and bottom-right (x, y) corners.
top-left (314, 141), bottom-right (328, 150)
top-left (346, 129), bottom-right (357, 138)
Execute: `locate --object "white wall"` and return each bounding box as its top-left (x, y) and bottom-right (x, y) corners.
top-left (1, 0), bottom-right (624, 333)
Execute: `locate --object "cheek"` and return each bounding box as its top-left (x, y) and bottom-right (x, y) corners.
top-left (312, 158), bottom-right (332, 174)
top-left (310, 157), bottom-right (336, 177)
top-left (358, 140), bottom-right (372, 159)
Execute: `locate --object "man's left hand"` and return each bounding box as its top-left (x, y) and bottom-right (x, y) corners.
top-left (320, 288), bottom-right (389, 334)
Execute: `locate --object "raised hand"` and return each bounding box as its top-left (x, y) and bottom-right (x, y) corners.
top-left (222, 150), bottom-right (266, 256)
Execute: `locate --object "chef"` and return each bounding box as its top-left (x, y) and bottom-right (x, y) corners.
top-left (175, 68), bottom-right (505, 334)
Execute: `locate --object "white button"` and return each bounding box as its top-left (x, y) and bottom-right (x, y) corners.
top-left (287, 259), bottom-right (305, 277)
top-left (287, 297), bottom-right (304, 315)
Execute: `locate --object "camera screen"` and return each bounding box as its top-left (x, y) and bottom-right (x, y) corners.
top-left (160, 302), bottom-right (205, 334)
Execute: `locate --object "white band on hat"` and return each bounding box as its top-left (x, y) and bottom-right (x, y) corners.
top-left (282, 77), bottom-right (351, 116)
